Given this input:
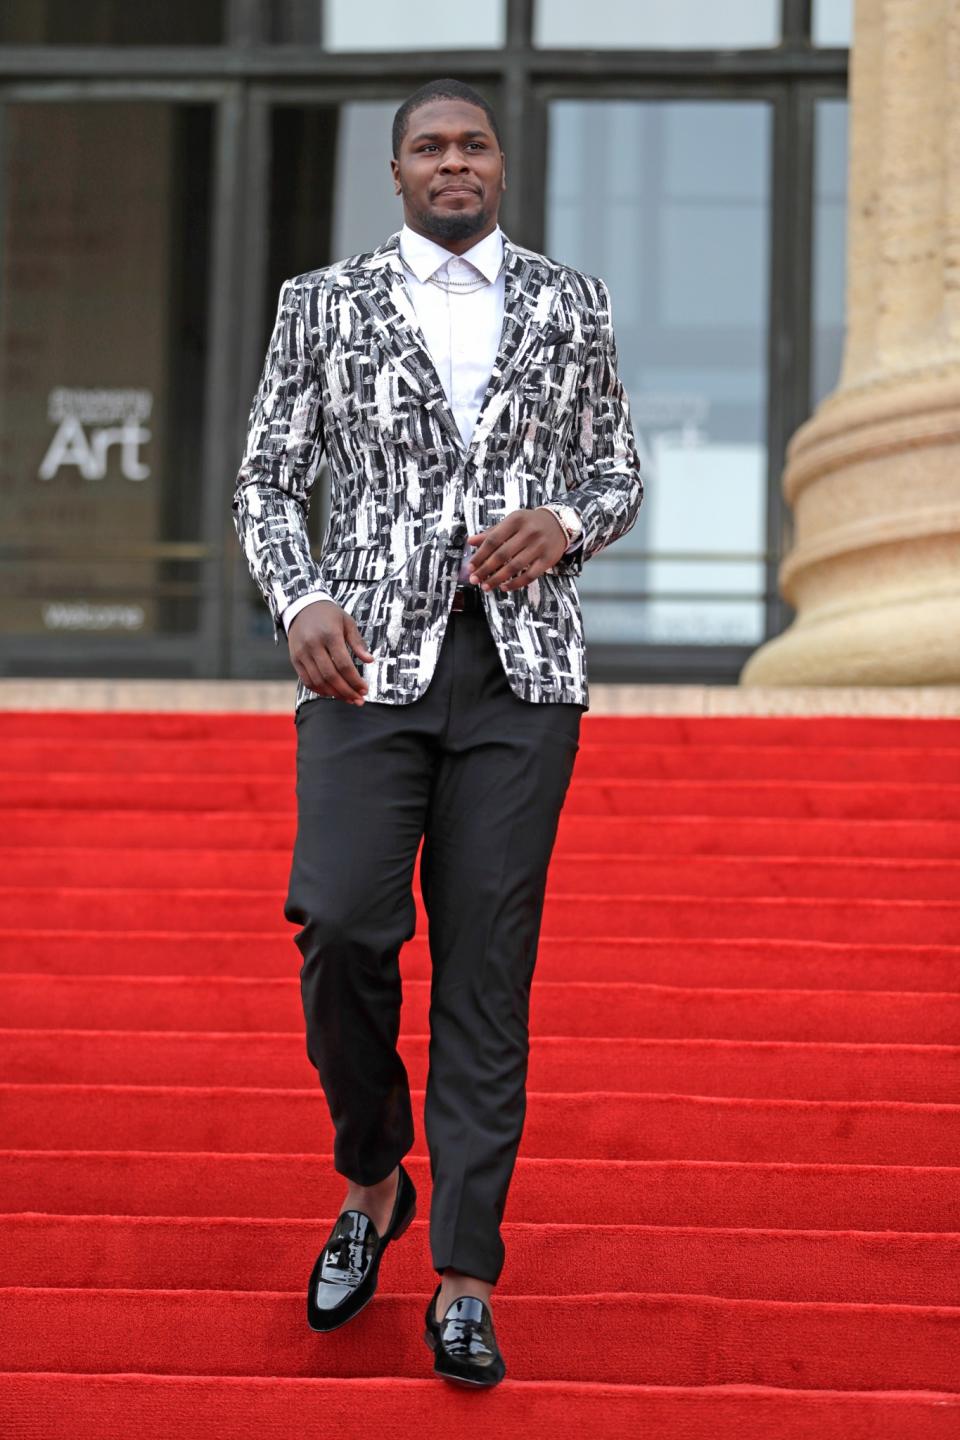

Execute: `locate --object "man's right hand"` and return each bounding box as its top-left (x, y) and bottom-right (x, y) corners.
top-left (288, 601), bottom-right (375, 705)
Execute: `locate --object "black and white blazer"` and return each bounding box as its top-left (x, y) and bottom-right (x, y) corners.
top-left (233, 229), bottom-right (643, 711)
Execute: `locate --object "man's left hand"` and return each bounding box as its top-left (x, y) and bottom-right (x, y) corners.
top-left (466, 508), bottom-right (571, 592)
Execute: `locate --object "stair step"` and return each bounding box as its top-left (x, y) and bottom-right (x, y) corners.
top-left (1, 1373), bottom-right (956, 1440)
top-left (1, 1287), bottom-right (956, 1389)
top-left (7, 809), bottom-right (960, 858)
top-left (5, 736), bottom-right (960, 783)
top-left (6, 846), bottom-right (960, 900)
top-left (2, 886), bottom-right (958, 945)
top-left (3, 774), bottom-right (960, 818)
top-left (2, 1028), bottom-right (957, 1102)
top-left (2, 976), bottom-right (959, 1046)
top-left (2, 1083), bottom-right (957, 1165)
top-left (3, 710), bottom-right (958, 746)
top-left (3, 931), bottom-right (955, 991)
top-left (6, 1151), bottom-right (957, 1231)
top-left (2, 1214), bottom-right (957, 1306)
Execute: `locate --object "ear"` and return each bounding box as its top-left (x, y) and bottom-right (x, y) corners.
top-left (500, 156), bottom-right (507, 192)
top-left (390, 157), bottom-right (401, 195)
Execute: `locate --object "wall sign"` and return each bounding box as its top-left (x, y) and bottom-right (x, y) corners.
top-left (38, 387), bottom-right (153, 482)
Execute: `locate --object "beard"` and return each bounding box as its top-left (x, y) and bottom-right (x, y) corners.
top-left (411, 197), bottom-right (492, 243)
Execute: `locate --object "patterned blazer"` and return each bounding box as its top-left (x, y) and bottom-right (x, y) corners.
top-left (233, 229), bottom-right (643, 711)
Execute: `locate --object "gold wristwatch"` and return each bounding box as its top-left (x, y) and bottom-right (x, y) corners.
top-left (539, 503), bottom-right (584, 549)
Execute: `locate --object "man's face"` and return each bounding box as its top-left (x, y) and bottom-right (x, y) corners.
top-left (391, 98), bottom-right (506, 245)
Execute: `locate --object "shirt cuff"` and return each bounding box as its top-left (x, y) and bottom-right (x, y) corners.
top-left (281, 592), bottom-right (330, 633)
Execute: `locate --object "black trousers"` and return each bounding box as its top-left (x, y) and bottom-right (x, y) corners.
top-left (283, 601), bottom-right (584, 1284)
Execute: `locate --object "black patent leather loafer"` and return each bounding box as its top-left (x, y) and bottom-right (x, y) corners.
top-left (306, 1161), bottom-right (416, 1332)
top-left (423, 1283), bottom-right (506, 1387)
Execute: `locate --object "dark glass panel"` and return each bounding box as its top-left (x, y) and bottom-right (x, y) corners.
top-left (0, 0), bottom-right (224, 45)
top-left (0, 102), bottom-right (214, 645)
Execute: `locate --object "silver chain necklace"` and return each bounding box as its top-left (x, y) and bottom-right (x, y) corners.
top-left (401, 253), bottom-right (503, 295)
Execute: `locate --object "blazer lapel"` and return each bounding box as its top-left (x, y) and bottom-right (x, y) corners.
top-left (467, 237), bottom-right (564, 454)
top-left (358, 233), bottom-right (465, 453)
top-left (355, 230), bottom-right (564, 459)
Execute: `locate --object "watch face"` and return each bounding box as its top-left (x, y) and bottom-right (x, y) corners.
top-left (561, 506), bottom-right (583, 534)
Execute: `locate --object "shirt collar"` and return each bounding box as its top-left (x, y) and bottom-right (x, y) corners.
top-left (399, 223), bottom-right (504, 285)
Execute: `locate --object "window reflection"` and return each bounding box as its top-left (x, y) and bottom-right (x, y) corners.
top-left (535, 0), bottom-right (779, 50)
top-left (547, 100), bottom-right (771, 646)
top-left (812, 99), bottom-right (848, 407)
top-left (267, 102), bottom-right (399, 332)
top-left (323, 0), bottom-right (504, 51)
top-left (812, 0), bottom-right (853, 48)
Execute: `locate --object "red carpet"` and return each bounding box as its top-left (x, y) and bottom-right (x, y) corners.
top-left (1, 709), bottom-right (958, 1436)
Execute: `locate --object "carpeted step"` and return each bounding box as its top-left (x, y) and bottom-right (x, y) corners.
top-left (7, 736), bottom-right (960, 784)
top-left (6, 846), bottom-right (960, 901)
top-left (2, 930), bottom-right (955, 991)
top-left (1, 1287), bottom-right (957, 1391)
top-left (4, 710), bottom-right (958, 747)
top-left (3, 886), bottom-right (958, 945)
top-left (6, 1151), bottom-right (957, 1231)
top-left (3, 975), bottom-right (958, 1046)
top-left (2, 1372), bottom-right (957, 1440)
top-left (3, 1214), bottom-right (958, 1307)
top-left (2, 1028), bottom-right (958, 1103)
top-left (3, 1083), bottom-right (957, 1165)
top-left (4, 773), bottom-right (960, 818)
top-left (7, 809), bottom-right (960, 860)
top-left (4, 708), bottom-right (957, 1431)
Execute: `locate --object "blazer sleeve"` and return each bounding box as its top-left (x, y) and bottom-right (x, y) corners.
top-left (553, 276), bottom-right (643, 577)
top-left (232, 276), bottom-right (334, 645)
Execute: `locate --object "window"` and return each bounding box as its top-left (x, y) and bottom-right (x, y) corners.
top-left (321, 0), bottom-right (504, 51)
top-left (812, 99), bottom-right (849, 407)
top-left (812, 0), bottom-right (853, 48)
top-left (535, 0), bottom-right (779, 50)
top-left (547, 99), bottom-right (771, 646)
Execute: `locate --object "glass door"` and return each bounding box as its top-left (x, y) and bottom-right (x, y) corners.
top-left (0, 94), bottom-right (218, 676)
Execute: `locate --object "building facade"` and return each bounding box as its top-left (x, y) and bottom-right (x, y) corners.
top-left (0, 0), bottom-right (851, 686)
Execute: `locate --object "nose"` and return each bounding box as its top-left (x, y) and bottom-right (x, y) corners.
top-left (438, 147), bottom-right (470, 172)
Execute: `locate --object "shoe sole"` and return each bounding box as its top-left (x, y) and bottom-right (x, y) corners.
top-left (436, 1370), bottom-right (505, 1388)
top-left (307, 1199), bottom-right (416, 1333)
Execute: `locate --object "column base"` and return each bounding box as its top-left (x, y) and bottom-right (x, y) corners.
top-left (741, 593), bottom-right (960, 687)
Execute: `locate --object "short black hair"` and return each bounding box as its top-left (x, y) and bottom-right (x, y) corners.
top-left (392, 79), bottom-right (502, 159)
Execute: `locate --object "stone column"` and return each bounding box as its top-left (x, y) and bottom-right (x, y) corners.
top-left (742, 0), bottom-right (960, 686)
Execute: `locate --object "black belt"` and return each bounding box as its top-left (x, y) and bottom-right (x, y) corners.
top-left (451, 583), bottom-right (485, 613)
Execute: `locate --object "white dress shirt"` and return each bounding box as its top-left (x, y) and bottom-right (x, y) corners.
top-left (396, 223), bottom-right (506, 585)
top-left (282, 222), bottom-right (575, 635)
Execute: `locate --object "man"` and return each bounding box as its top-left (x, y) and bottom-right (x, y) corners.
top-left (233, 78), bottom-right (642, 1388)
